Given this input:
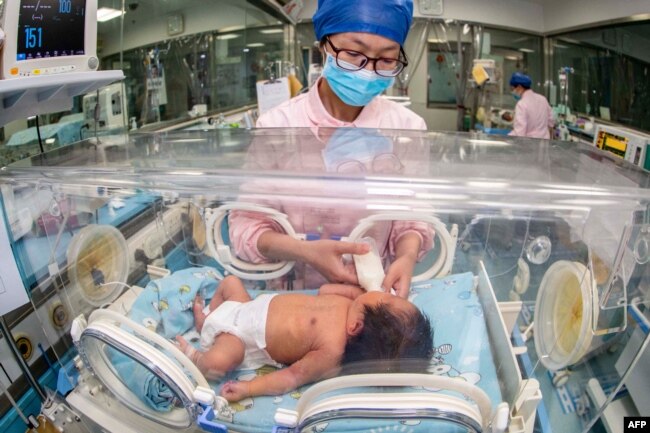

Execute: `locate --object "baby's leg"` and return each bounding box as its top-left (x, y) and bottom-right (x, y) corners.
top-left (176, 333), bottom-right (245, 380)
top-left (194, 275), bottom-right (252, 332)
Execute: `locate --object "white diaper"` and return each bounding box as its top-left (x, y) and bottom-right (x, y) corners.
top-left (199, 293), bottom-right (282, 370)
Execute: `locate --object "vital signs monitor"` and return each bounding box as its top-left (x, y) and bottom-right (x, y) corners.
top-left (1, 0), bottom-right (99, 79)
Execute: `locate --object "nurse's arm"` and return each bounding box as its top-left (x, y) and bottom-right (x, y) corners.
top-left (258, 231), bottom-right (369, 283)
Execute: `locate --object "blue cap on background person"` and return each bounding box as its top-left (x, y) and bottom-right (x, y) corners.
top-left (313, 0), bottom-right (414, 46)
top-left (509, 72), bottom-right (532, 89)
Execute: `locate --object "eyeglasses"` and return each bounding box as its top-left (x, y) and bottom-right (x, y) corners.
top-left (326, 37), bottom-right (408, 77)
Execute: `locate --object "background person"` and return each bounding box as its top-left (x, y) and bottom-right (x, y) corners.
top-left (508, 72), bottom-right (554, 139)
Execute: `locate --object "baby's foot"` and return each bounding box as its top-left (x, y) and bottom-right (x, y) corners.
top-left (193, 295), bottom-right (207, 332)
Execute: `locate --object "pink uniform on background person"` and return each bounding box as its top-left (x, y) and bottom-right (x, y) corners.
top-left (508, 89), bottom-right (554, 139)
top-left (256, 77), bottom-right (426, 130)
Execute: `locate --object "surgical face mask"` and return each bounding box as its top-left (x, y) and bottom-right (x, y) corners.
top-left (322, 54), bottom-right (395, 107)
top-left (511, 90), bottom-right (521, 101)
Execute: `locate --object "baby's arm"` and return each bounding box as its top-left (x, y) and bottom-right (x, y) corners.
top-left (176, 334), bottom-right (245, 381)
top-left (221, 349), bottom-right (340, 401)
top-left (318, 284), bottom-right (365, 299)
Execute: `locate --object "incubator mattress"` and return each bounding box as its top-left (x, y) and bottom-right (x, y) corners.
top-left (127, 268), bottom-right (502, 433)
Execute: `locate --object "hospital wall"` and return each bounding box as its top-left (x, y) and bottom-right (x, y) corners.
top-left (101, 3), bottom-right (275, 56)
top-left (542, 0), bottom-right (650, 33)
top-left (297, 0), bottom-right (545, 33)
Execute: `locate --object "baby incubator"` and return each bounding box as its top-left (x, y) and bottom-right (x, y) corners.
top-left (1, 127), bottom-right (649, 433)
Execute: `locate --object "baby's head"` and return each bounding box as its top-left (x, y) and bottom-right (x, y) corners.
top-left (343, 292), bottom-right (433, 367)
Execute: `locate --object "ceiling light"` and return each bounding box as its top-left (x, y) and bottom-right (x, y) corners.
top-left (259, 28), bottom-right (284, 34)
top-left (97, 7), bottom-right (123, 22)
top-left (216, 34), bottom-right (240, 40)
top-left (519, 48), bottom-right (535, 53)
top-left (219, 25), bottom-right (245, 32)
top-left (246, 43), bottom-right (265, 48)
top-left (468, 139), bottom-right (510, 146)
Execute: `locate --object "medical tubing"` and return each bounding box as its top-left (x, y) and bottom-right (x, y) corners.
top-left (46, 208), bottom-right (69, 267)
top-left (99, 281), bottom-right (140, 302)
top-left (487, 216), bottom-right (531, 280)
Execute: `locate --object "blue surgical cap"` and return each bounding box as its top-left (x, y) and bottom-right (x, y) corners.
top-left (510, 72), bottom-right (532, 89)
top-left (313, 0), bottom-right (413, 46)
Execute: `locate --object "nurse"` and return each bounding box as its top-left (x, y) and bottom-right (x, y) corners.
top-left (508, 72), bottom-right (554, 139)
top-left (256, 0), bottom-right (427, 130)
top-left (230, 0), bottom-right (431, 297)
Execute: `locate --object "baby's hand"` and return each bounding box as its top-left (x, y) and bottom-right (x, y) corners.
top-left (175, 335), bottom-right (197, 361)
top-left (220, 380), bottom-right (250, 402)
top-left (175, 335), bottom-right (189, 352)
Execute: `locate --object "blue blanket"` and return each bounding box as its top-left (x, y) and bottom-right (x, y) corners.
top-left (129, 267), bottom-right (221, 339)
top-left (111, 267), bottom-right (221, 411)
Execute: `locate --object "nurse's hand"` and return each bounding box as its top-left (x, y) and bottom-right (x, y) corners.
top-left (304, 240), bottom-right (369, 284)
top-left (383, 255), bottom-right (416, 298)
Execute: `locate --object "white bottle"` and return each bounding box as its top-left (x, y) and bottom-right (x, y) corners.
top-left (353, 237), bottom-right (385, 292)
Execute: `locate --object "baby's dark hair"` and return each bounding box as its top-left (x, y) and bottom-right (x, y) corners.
top-left (342, 303), bottom-right (433, 369)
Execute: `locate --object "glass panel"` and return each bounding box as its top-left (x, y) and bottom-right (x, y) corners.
top-left (428, 47), bottom-right (460, 104)
top-left (2, 129), bottom-right (650, 433)
top-left (551, 20), bottom-right (650, 133)
top-left (426, 21), bottom-right (474, 108)
top-left (98, 0), bottom-right (287, 130)
top-left (479, 27), bottom-right (544, 109)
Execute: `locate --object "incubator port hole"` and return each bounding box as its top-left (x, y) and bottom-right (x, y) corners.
top-left (535, 260), bottom-right (597, 371)
top-left (553, 274), bottom-right (583, 355)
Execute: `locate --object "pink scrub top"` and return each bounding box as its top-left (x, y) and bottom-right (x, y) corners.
top-left (508, 89), bottom-right (554, 139)
top-left (256, 78), bottom-right (427, 130)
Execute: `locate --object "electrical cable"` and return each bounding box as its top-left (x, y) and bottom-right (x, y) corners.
top-left (34, 115), bottom-right (44, 154)
top-left (0, 362), bottom-right (11, 383)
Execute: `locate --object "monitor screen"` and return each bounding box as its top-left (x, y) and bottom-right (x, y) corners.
top-left (595, 129), bottom-right (628, 158)
top-left (16, 0), bottom-right (86, 61)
